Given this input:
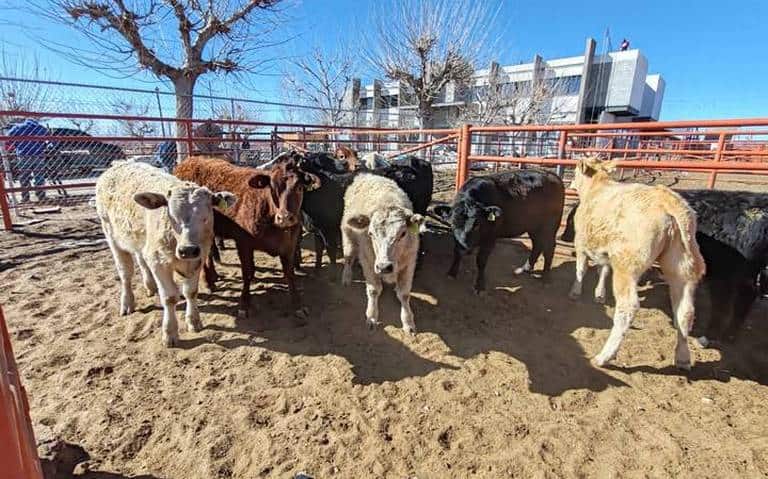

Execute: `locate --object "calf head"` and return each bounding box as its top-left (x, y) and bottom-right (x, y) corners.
top-left (134, 185), bottom-right (237, 260)
top-left (435, 200), bottom-right (502, 252)
top-left (299, 152), bottom-right (350, 175)
top-left (347, 206), bottom-right (423, 275)
top-left (334, 146), bottom-right (358, 171)
top-left (249, 162), bottom-right (320, 228)
top-left (571, 157), bottom-right (615, 197)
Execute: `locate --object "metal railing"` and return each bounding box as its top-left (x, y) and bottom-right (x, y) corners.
top-left (454, 118), bottom-right (768, 192)
top-left (2, 108), bottom-right (768, 230)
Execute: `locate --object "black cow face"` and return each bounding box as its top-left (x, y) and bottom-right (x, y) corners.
top-left (445, 200), bottom-right (502, 251)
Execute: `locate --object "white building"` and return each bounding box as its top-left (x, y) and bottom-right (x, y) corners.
top-left (343, 38), bottom-right (665, 129)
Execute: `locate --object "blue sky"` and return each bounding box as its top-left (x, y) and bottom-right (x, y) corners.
top-left (1, 0), bottom-right (767, 120)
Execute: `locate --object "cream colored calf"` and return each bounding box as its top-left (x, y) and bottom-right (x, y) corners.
top-left (570, 158), bottom-right (706, 369)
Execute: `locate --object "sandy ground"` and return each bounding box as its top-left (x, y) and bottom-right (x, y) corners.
top-left (1, 173), bottom-right (768, 478)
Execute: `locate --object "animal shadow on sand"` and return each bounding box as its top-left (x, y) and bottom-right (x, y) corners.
top-left (599, 269), bottom-right (768, 386)
top-left (412, 232), bottom-right (626, 397)
top-left (195, 260), bottom-right (457, 385)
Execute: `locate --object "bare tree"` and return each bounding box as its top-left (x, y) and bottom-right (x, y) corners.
top-left (456, 64), bottom-right (573, 127)
top-left (0, 49), bottom-right (52, 128)
top-left (112, 99), bottom-right (156, 137)
top-left (32, 1), bottom-right (289, 152)
top-left (365, 0), bottom-right (501, 130)
top-left (281, 47), bottom-right (358, 126)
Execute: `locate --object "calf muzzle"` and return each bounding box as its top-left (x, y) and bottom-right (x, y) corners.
top-left (177, 245), bottom-right (201, 259)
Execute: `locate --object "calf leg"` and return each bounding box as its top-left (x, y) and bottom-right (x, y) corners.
top-left (202, 253), bottom-right (219, 292)
top-left (594, 269), bottom-right (639, 367)
top-left (704, 277), bottom-right (733, 342)
top-left (447, 241), bottom-right (462, 278)
top-left (539, 229), bottom-right (557, 281)
top-left (280, 252), bottom-right (302, 310)
top-left (341, 229), bottom-right (357, 286)
top-left (724, 280), bottom-right (759, 341)
top-left (182, 272), bottom-right (202, 333)
top-left (150, 264), bottom-right (180, 347)
top-left (474, 242), bottom-right (494, 293)
top-left (515, 237), bottom-right (541, 275)
top-left (135, 254), bottom-right (157, 297)
top-left (314, 233), bottom-right (325, 270)
top-left (364, 278), bottom-right (383, 329)
top-left (569, 249), bottom-right (589, 299)
top-left (396, 262), bottom-right (418, 334)
top-left (236, 244), bottom-right (256, 320)
top-left (667, 277), bottom-right (697, 370)
top-left (105, 237), bottom-right (135, 316)
top-left (594, 265), bottom-right (610, 304)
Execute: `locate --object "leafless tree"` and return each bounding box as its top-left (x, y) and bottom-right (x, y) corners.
top-left (365, 0), bottom-right (501, 131)
top-left (0, 49), bottom-right (52, 128)
top-left (31, 1), bottom-right (289, 153)
top-left (456, 64), bottom-right (574, 127)
top-left (281, 47), bottom-right (358, 127)
top-left (112, 99), bottom-right (156, 137)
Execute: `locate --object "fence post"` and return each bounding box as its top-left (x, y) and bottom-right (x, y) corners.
top-left (556, 130), bottom-right (568, 176)
top-left (707, 132), bottom-right (726, 189)
top-left (0, 168), bottom-right (13, 230)
top-left (230, 98), bottom-right (240, 164)
top-left (271, 125), bottom-right (278, 159)
top-left (185, 119), bottom-right (194, 161)
top-left (455, 124), bottom-right (471, 192)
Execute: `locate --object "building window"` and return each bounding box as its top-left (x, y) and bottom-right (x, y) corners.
top-left (381, 94), bottom-right (399, 108)
top-left (548, 75), bottom-right (581, 95)
top-left (359, 97), bottom-right (373, 110)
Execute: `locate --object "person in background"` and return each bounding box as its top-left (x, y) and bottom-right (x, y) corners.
top-left (620, 38), bottom-right (630, 51)
top-left (7, 118), bottom-right (49, 202)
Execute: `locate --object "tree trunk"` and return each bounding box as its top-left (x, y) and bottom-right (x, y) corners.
top-left (418, 101), bottom-right (433, 143)
top-left (173, 75), bottom-right (198, 162)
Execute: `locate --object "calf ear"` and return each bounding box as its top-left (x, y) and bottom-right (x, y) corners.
top-left (134, 192), bottom-right (167, 210)
top-left (578, 158), bottom-right (598, 177)
top-left (346, 214), bottom-right (370, 230)
top-left (407, 213), bottom-right (424, 234)
top-left (302, 172), bottom-right (321, 191)
top-left (432, 205), bottom-right (452, 221)
top-left (213, 191), bottom-right (237, 210)
top-left (248, 173), bottom-right (271, 189)
top-left (484, 206), bottom-right (503, 222)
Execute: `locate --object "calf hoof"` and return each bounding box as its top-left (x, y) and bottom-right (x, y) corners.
top-left (568, 290), bottom-right (581, 301)
top-left (594, 294), bottom-right (606, 304)
top-left (237, 308), bottom-right (249, 320)
top-left (447, 269), bottom-right (458, 278)
top-left (186, 317), bottom-right (203, 333)
top-left (675, 359), bottom-right (692, 371)
top-left (513, 266), bottom-right (528, 275)
top-left (473, 287), bottom-right (485, 296)
top-left (695, 336), bottom-right (711, 348)
top-left (592, 353), bottom-right (613, 367)
top-left (119, 304), bottom-right (135, 316)
top-left (162, 333), bottom-right (179, 348)
top-left (367, 318), bottom-right (381, 330)
top-left (402, 325), bottom-right (417, 335)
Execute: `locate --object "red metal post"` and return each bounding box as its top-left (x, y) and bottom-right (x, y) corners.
top-left (0, 169), bottom-right (13, 230)
top-left (556, 130), bottom-right (568, 176)
top-left (707, 132), bottom-right (727, 189)
top-left (455, 124), bottom-right (472, 192)
top-left (185, 119), bottom-right (194, 160)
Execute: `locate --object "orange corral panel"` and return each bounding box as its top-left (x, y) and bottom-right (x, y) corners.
top-left (0, 306), bottom-right (44, 479)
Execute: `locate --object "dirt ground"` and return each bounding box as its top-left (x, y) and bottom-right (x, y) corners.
top-left (1, 174), bottom-right (768, 478)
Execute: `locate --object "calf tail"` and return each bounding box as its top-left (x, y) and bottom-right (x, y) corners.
top-left (662, 190), bottom-right (706, 280)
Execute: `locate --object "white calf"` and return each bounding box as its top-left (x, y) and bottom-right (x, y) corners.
top-left (96, 161), bottom-right (235, 346)
top-left (341, 173), bottom-right (423, 333)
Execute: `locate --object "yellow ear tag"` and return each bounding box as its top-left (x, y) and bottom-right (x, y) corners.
top-left (217, 198), bottom-right (229, 210)
top-left (487, 212), bottom-right (496, 222)
top-left (408, 222), bottom-right (419, 234)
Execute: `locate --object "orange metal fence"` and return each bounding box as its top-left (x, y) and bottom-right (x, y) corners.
top-left (2, 110), bottom-right (768, 230)
top-left (455, 118), bottom-right (768, 192)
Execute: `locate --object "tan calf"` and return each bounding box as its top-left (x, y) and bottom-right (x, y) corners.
top-left (569, 158), bottom-right (706, 369)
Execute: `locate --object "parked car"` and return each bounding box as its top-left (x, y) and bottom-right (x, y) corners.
top-left (46, 128), bottom-right (126, 179)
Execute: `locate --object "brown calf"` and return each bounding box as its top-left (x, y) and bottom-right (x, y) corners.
top-left (175, 155), bottom-right (319, 325)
